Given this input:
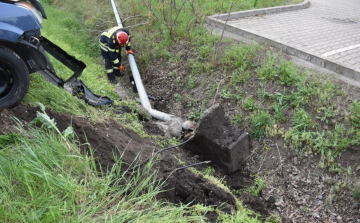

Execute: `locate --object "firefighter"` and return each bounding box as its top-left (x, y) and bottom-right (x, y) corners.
top-left (99, 26), bottom-right (134, 84)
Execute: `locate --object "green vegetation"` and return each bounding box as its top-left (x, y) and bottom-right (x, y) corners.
top-left (354, 187), bottom-right (360, 201)
top-left (0, 106), bottom-right (200, 222)
top-left (174, 93), bottom-right (182, 102)
top-left (2, 0), bottom-right (359, 221)
top-left (245, 176), bottom-right (267, 196)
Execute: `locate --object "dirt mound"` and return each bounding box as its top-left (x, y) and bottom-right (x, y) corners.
top-left (0, 103), bottom-right (245, 221)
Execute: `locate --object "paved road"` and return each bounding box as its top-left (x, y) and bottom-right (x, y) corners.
top-left (207, 0), bottom-right (360, 82)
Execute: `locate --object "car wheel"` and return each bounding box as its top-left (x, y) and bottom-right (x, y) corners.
top-left (0, 46), bottom-right (30, 109)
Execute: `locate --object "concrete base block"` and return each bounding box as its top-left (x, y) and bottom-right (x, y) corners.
top-left (185, 104), bottom-right (250, 173)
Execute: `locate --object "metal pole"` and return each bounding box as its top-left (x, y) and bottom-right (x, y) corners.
top-left (110, 0), bottom-right (195, 131)
top-left (110, 0), bottom-right (123, 27)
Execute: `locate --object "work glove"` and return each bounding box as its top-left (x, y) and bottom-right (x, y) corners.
top-left (127, 50), bottom-right (134, 55)
top-left (119, 65), bottom-right (125, 72)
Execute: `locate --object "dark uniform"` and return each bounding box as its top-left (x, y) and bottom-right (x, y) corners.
top-left (99, 26), bottom-right (131, 82)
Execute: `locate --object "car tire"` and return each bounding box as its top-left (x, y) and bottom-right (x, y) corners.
top-left (0, 46), bottom-right (30, 109)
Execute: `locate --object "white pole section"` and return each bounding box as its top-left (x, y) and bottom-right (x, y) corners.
top-left (110, 0), bottom-right (194, 131)
top-left (110, 0), bottom-right (123, 27)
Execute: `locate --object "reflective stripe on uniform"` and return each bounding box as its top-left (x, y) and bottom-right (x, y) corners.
top-left (99, 40), bottom-right (108, 51)
top-left (105, 68), bottom-right (113, 74)
top-left (112, 58), bottom-right (119, 64)
top-left (99, 40), bottom-right (117, 52)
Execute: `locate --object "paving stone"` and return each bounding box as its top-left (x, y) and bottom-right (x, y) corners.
top-left (207, 0), bottom-right (360, 81)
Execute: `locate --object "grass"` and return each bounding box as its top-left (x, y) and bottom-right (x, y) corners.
top-left (0, 108), bottom-right (204, 222)
top-left (43, 0), bottom-right (360, 203)
top-left (222, 47), bottom-right (360, 170)
top-left (25, 16), bottom-right (116, 118)
top-left (42, 0), bottom-right (358, 198)
top-left (245, 176), bottom-right (267, 196)
top-left (2, 0), bottom-right (359, 221)
top-left (354, 187), bottom-right (360, 202)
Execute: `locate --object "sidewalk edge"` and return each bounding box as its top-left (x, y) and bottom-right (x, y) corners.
top-left (207, 0), bottom-right (310, 21)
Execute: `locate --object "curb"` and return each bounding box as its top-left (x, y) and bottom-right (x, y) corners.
top-left (207, 0), bottom-right (310, 21)
top-left (206, 0), bottom-right (360, 83)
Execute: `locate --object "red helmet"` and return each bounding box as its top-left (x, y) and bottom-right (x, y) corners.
top-left (115, 31), bottom-right (129, 46)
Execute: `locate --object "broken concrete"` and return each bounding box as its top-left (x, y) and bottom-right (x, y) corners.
top-left (154, 118), bottom-right (183, 138)
top-left (185, 104), bottom-right (250, 173)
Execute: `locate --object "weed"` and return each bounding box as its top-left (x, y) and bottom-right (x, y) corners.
top-left (284, 91), bottom-right (304, 108)
top-left (186, 94), bottom-right (199, 107)
top-left (190, 61), bottom-right (201, 75)
top-left (292, 108), bottom-right (316, 131)
top-left (220, 88), bottom-right (234, 99)
top-left (285, 122), bottom-right (360, 168)
top-left (188, 101), bottom-right (207, 121)
top-left (175, 76), bottom-right (182, 86)
top-left (283, 128), bottom-right (315, 151)
top-left (224, 43), bottom-right (259, 70)
top-left (292, 81), bottom-right (317, 107)
top-left (209, 82), bottom-right (218, 95)
top-left (313, 79), bottom-right (340, 107)
top-left (243, 96), bottom-right (257, 111)
top-left (156, 46), bottom-right (173, 59)
top-left (272, 103), bottom-right (286, 123)
top-left (265, 213), bottom-right (282, 223)
top-left (246, 176), bottom-right (266, 196)
top-left (257, 56), bottom-right (305, 90)
top-left (350, 100), bottom-right (360, 127)
top-left (354, 188), bottom-right (360, 201)
top-left (278, 59), bottom-right (302, 86)
top-left (198, 45), bottom-right (212, 60)
top-left (190, 204), bottom-right (214, 218)
top-left (266, 124), bottom-right (285, 137)
top-left (187, 75), bottom-right (196, 89)
top-left (256, 51), bottom-right (279, 81)
top-left (257, 85), bottom-right (273, 100)
top-left (168, 53), bottom-right (182, 64)
top-left (202, 166), bottom-right (215, 176)
top-left (168, 71), bottom-right (176, 77)
top-left (300, 206), bottom-right (311, 213)
top-left (316, 107), bottom-right (335, 124)
top-left (250, 110), bottom-right (273, 141)
top-left (174, 93), bottom-right (182, 102)
top-left (316, 125), bottom-right (359, 155)
top-left (189, 108), bottom-right (201, 121)
top-left (230, 66), bottom-right (251, 85)
top-left (232, 112), bottom-right (243, 125)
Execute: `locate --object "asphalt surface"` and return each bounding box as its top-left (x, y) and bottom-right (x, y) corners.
top-left (207, 0), bottom-right (360, 84)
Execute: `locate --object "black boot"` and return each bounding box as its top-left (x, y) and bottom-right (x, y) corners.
top-left (114, 69), bottom-right (124, 77)
top-left (107, 73), bottom-right (117, 84)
